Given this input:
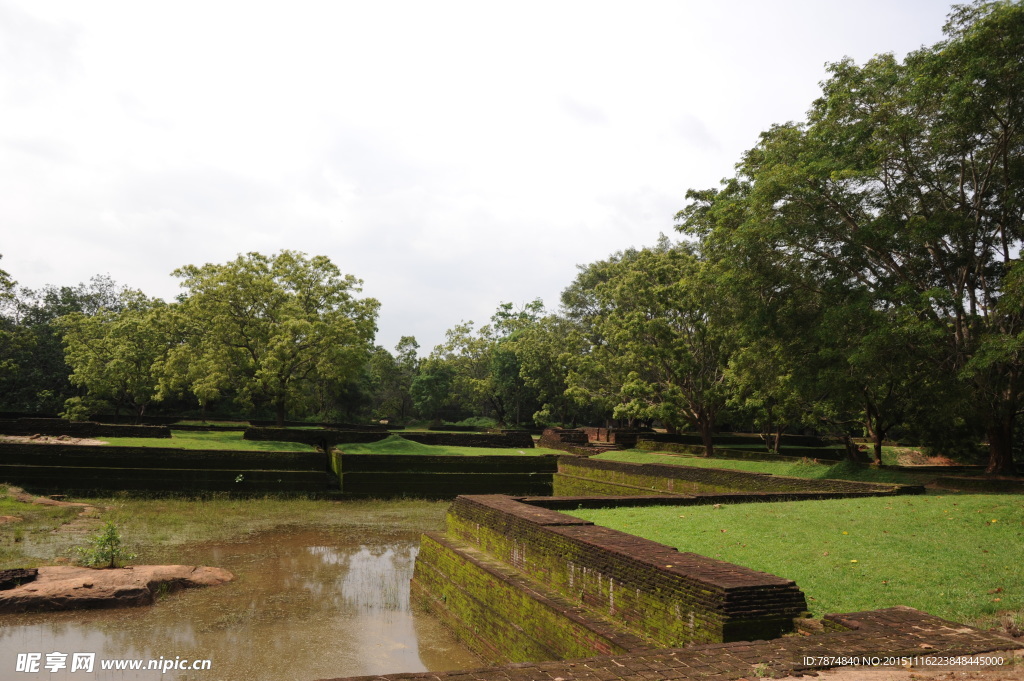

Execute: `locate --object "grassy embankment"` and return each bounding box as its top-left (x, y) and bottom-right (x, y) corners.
top-left (592, 449), bottom-right (933, 485)
top-left (569, 494), bottom-right (1023, 632)
top-left (335, 434), bottom-right (562, 457)
top-left (0, 485), bottom-right (81, 567)
top-left (99, 430), bottom-right (315, 451)
top-left (100, 430), bottom-right (562, 457)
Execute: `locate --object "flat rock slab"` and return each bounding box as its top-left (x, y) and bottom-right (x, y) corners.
top-left (0, 565), bottom-right (234, 613)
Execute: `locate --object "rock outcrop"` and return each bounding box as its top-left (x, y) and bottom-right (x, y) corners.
top-left (0, 565), bottom-right (234, 613)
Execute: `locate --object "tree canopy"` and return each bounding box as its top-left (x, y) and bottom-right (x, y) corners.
top-left (677, 0), bottom-right (1024, 472)
top-left (168, 251), bottom-right (379, 426)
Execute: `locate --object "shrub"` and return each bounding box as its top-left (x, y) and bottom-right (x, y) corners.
top-left (75, 522), bottom-right (136, 568)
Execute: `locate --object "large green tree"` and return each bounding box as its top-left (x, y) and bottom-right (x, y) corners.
top-left (567, 241), bottom-right (731, 454)
top-left (58, 292), bottom-right (170, 420)
top-left (170, 251), bottom-right (379, 426)
top-left (364, 336), bottom-right (420, 422)
top-left (0, 274), bottom-right (133, 415)
top-left (679, 1), bottom-right (1024, 472)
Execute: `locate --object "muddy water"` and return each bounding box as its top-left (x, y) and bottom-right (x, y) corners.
top-left (0, 528), bottom-right (482, 680)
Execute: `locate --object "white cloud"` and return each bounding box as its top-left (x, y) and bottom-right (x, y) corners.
top-left (0, 0), bottom-right (956, 352)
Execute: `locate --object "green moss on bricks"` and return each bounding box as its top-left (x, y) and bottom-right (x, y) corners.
top-left (558, 461), bottom-right (741, 495)
top-left (559, 456), bottom-right (905, 495)
top-left (413, 533), bottom-right (646, 664)
top-left (438, 497), bottom-right (807, 650)
top-left (554, 472), bottom-right (691, 497)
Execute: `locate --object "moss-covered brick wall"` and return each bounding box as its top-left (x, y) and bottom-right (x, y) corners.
top-left (249, 419), bottom-right (393, 430)
top-left (331, 454), bottom-right (556, 497)
top-left (89, 414), bottom-right (183, 425)
top-left (1, 466), bottom-right (332, 495)
top-left (0, 443), bottom-right (324, 470)
top-left (399, 432), bottom-right (535, 448)
top-left (0, 442), bottom-right (333, 495)
top-left (553, 471), bottom-right (691, 497)
top-left (0, 419), bottom-right (171, 439)
top-left (413, 532), bottom-right (649, 664)
top-left (432, 495), bottom-right (808, 653)
top-left (559, 456), bottom-right (919, 496)
top-left (579, 428), bottom-right (645, 448)
top-left (641, 432), bottom-right (829, 448)
top-left (635, 439), bottom-right (812, 461)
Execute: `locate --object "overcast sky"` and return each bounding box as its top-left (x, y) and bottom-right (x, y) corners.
top-left (1, 0), bottom-right (956, 353)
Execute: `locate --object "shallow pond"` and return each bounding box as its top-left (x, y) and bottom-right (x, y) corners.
top-left (0, 528), bottom-right (482, 680)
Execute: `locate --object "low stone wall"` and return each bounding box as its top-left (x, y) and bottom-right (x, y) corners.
top-left (331, 454), bottom-right (555, 497)
top-left (249, 420), bottom-right (395, 430)
top-left (635, 437), bottom-right (845, 460)
top-left (635, 439), bottom-right (813, 462)
top-left (243, 428), bottom-right (533, 450)
top-left (538, 428), bottom-right (598, 455)
top-left (641, 432), bottom-right (830, 448)
top-left (0, 419), bottom-right (171, 439)
top-left (412, 495), bottom-right (809, 665)
top-left (89, 415), bottom-right (184, 425)
top-left (0, 442), bottom-right (333, 495)
top-left (242, 427), bottom-right (388, 448)
top-left (555, 456), bottom-right (923, 497)
top-left (400, 431), bottom-right (534, 449)
top-left (579, 428), bottom-right (643, 449)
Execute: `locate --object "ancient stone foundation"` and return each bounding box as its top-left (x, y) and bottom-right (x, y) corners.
top-left (0, 443), bottom-right (333, 494)
top-left (554, 455), bottom-right (923, 497)
top-left (331, 454), bottom-right (556, 498)
top-left (411, 495), bottom-right (809, 665)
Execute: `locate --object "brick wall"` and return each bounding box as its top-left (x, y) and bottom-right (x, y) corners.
top-left (0, 419), bottom-right (171, 439)
top-left (400, 431), bottom-right (535, 448)
top-left (0, 442), bottom-right (332, 495)
top-left (412, 494), bottom-right (809, 665)
top-left (558, 456), bottom-right (921, 496)
top-left (331, 454), bottom-right (556, 497)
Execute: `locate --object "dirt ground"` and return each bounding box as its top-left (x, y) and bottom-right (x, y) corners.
top-left (0, 434), bottom-right (107, 446)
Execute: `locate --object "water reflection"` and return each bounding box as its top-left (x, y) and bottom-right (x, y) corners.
top-left (0, 529), bottom-right (480, 680)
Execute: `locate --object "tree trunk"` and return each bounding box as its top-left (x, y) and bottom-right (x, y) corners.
top-left (986, 417), bottom-right (1016, 475)
top-left (275, 397), bottom-right (286, 428)
top-left (773, 427), bottom-right (783, 454)
top-left (698, 420), bottom-right (715, 457)
top-left (842, 435), bottom-right (860, 462)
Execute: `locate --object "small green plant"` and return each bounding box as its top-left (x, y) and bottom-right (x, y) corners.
top-left (752, 662), bottom-right (773, 678)
top-left (75, 522), bottom-right (136, 568)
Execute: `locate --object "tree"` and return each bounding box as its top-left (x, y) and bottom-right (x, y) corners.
top-left (410, 359), bottom-right (458, 420)
top-left (170, 251), bottom-right (379, 426)
top-left (58, 292), bottom-right (170, 420)
top-left (567, 240), bottom-right (731, 455)
top-left (515, 314), bottom-right (588, 426)
top-left (365, 336), bottom-right (420, 422)
top-left (0, 274), bottom-right (132, 415)
top-left (678, 1), bottom-right (1024, 473)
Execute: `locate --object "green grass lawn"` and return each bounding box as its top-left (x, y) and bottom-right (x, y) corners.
top-left (568, 494), bottom-right (1024, 631)
top-left (335, 434), bottom-right (561, 457)
top-left (593, 449), bottom-right (930, 485)
top-left (0, 485), bottom-right (82, 568)
top-left (172, 420), bottom-right (250, 427)
top-left (100, 430), bottom-right (316, 452)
